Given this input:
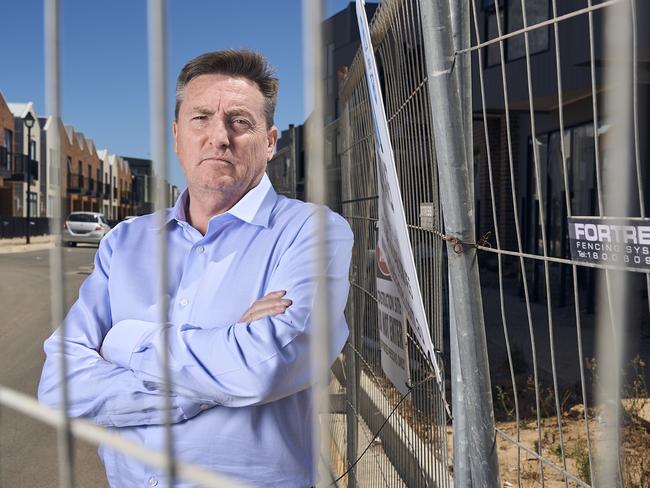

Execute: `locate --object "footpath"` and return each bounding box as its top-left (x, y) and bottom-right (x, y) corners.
top-left (0, 235), bottom-right (56, 254)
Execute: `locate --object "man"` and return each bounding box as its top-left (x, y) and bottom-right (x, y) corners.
top-left (38, 49), bottom-right (353, 488)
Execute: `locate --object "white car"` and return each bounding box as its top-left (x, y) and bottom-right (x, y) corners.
top-left (63, 212), bottom-right (111, 247)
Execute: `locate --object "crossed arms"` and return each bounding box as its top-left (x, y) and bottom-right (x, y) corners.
top-left (37, 212), bottom-right (353, 427)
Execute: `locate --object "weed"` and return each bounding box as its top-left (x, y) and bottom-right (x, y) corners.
top-left (623, 355), bottom-right (648, 429)
top-left (495, 384), bottom-right (515, 421)
top-left (566, 437), bottom-right (592, 485)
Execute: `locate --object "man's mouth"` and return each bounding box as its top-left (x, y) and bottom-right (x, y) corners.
top-left (200, 157), bottom-right (232, 165)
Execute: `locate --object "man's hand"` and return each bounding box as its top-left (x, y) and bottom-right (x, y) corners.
top-left (239, 290), bottom-right (292, 323)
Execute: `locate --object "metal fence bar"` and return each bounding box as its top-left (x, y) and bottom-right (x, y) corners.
top-left (303, 0), bottom-right (335, 485)
top-left (597, 2), bottom-right (634, 486)
top-left (491, 0), bottom-right (546, 481)
top-left (468, 2), bottom-right (522, 485)
top-left (147, 1), bottom-right (176, 485)
top-left (0, 387), bottom-right (247, 488)
top-left (44, 1), bottom-right (74, 486)
top-left (340, 95), bottom-right (359, 488)
top-left (549, 0), bottom-right (596, 483)
top-left (518, 1), bottom-right (569, 484)
top-left (419, 0), bottom-right (499, 485)
top-left (449, 1), bottom-right (472, 484)
top-left (630, 0), bottom-right (650, 339)
top-left (457, 0), bottom-right (623, 54)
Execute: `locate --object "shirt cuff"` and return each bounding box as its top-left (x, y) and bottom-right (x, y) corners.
top-left (177, 397), bottom-right (217, 420)
top-left (104, 319), bottom-right (160, 369)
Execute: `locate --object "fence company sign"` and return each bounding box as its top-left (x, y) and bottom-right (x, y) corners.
top-left (356, 0), bottom-right (442, 385)
top-left (568, 217), bottom-right (650, 271)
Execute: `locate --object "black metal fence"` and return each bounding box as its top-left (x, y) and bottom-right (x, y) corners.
top-left (0, 217), bottom-right (51, 239)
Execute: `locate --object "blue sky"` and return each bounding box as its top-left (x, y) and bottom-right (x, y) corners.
top-left (0, 0), bottom-right (361, 188)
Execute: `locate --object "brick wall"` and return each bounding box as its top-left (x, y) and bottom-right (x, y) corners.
top-left (0, 94), bottom-right (14, 140)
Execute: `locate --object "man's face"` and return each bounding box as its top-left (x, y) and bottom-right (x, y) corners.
top-left (173, 73), bottom-right (278, 202)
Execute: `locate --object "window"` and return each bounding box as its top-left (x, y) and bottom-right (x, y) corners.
top-left (29, 140), bottom-right (36, 160)
top-left (527, 121), bottom-right (598, 257)
top-left (507, 0), bottom-right (549, 61)
top-left (68, 213), bottom-right (98, 223)
top-left (3, 129), bottom-right (13, 169)
top-left (326, 42), bottom-right (335, 95)
top-left (14, 183), bottom-right (22, 214)
top-left (28, 191), bottom-right (37, 216)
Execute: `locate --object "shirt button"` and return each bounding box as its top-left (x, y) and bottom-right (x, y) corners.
top-left (200, 403), bottom-right (210, 410)
top-left (148, 477), bottom-right (158, 487)
top-left (196, 245), bottom-right (205, 254)
top-left (179, 298), bottom-right (189, 308)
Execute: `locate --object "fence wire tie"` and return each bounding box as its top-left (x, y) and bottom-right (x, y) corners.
top-left (443, 231), bottom-right (491, 254)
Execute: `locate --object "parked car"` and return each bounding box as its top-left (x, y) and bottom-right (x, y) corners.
top-left (63, 212), bottom-right (111, 247)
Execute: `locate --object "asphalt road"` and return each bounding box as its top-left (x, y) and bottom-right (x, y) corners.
top-left (0, 245), bottom-right (109, 487)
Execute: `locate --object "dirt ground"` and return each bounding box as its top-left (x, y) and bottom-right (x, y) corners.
top-left (493, 402), bottom-right (650, 488)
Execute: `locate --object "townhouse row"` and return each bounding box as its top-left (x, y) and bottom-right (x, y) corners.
top-left (0, 92), bottom-right (178, 223)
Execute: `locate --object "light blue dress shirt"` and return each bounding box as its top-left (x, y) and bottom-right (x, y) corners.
top-left (38, 174), bottom-right (353, 487)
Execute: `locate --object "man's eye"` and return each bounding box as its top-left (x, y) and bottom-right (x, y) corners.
top-left (232, 118), bottom-right (251, 127)
top-left (192, 115), bottom-right (207, 121)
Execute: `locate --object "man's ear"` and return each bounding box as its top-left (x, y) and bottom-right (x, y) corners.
top-left (266, 126), bottom-right (279, 161)
top-left (172, 121), bottom-right (179, 153)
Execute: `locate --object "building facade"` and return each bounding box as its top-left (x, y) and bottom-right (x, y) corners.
top-left (0, 91), bottom-right (157, 229)
top-left (267, 2), bottom-right (378, 207)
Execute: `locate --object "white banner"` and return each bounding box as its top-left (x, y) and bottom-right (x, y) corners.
top-left (376, 245), bottom-right (410, 396)
top-left (356, 0), bottom-right (442, 385)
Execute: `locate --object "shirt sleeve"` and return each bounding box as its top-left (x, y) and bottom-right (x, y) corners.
top-left (37, 227), bottom-right (206, 427)
top-left (101, 210), bottom-right (353, 407)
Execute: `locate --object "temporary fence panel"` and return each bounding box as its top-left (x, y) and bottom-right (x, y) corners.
top-left (338, 0), bottom-right (452, 486)
top-left (0, 0), bottom-right (333, 487)
top-left (462, 0), bottom-right (649, 486)
top-left (2, 0), bottom-right (648, 487)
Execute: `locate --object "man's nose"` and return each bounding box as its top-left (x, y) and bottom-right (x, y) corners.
top-left (208, 119), bottom-right (229, 148)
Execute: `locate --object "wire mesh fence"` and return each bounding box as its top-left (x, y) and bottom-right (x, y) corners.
top-left (333, 0), bottom-right (649, 487)
top-left (466, 0), bottom-right (649, 486)
top-left (1, 0), bottom-right (649, 487)
top-left (336, 0), bottom-right (452, 486)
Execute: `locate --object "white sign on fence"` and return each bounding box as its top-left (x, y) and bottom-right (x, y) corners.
top-left (356, 0), bottom-right (442, 385)
top-left (376, 245), bottom-right (410, 396)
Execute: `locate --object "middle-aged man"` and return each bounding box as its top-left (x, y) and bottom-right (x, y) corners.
top-left (38, 49), bottom-right (353, 488)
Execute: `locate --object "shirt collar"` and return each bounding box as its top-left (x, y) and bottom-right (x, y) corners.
top-left (160, 173), bottom-right (276, 230)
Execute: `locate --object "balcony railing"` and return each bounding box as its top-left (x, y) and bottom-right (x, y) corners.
top-left (0, 151), bottom-right (40, 182)
top-left (67, 173), bottom-right (83, 193)
top-left (85, 177), bottom-right (95, 196)
top-left (95, 182), bottom-right (105, 198)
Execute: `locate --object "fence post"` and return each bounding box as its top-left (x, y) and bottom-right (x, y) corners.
top-left (449, 1), bottom-right (473, 486)
top-left (345, 270), bottom-right (358, 488)
top-left (340, 100), bottom-right (358, 488)
top-left (418, 0), bottom-right (501, 486)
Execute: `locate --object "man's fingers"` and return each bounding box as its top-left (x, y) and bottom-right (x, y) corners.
top-left (264, 290), bottom-right (286, 299)
top-left (254, 290), bottom-right (286, 305)
top-left (239, 296), bottom-right (292, 323)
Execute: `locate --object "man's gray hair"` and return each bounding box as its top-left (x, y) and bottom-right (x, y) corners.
top-left (175, 49), bottom-right (279, 127)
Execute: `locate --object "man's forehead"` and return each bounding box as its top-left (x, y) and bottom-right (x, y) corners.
top-left (185, 74), bottom-right (263, 102)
